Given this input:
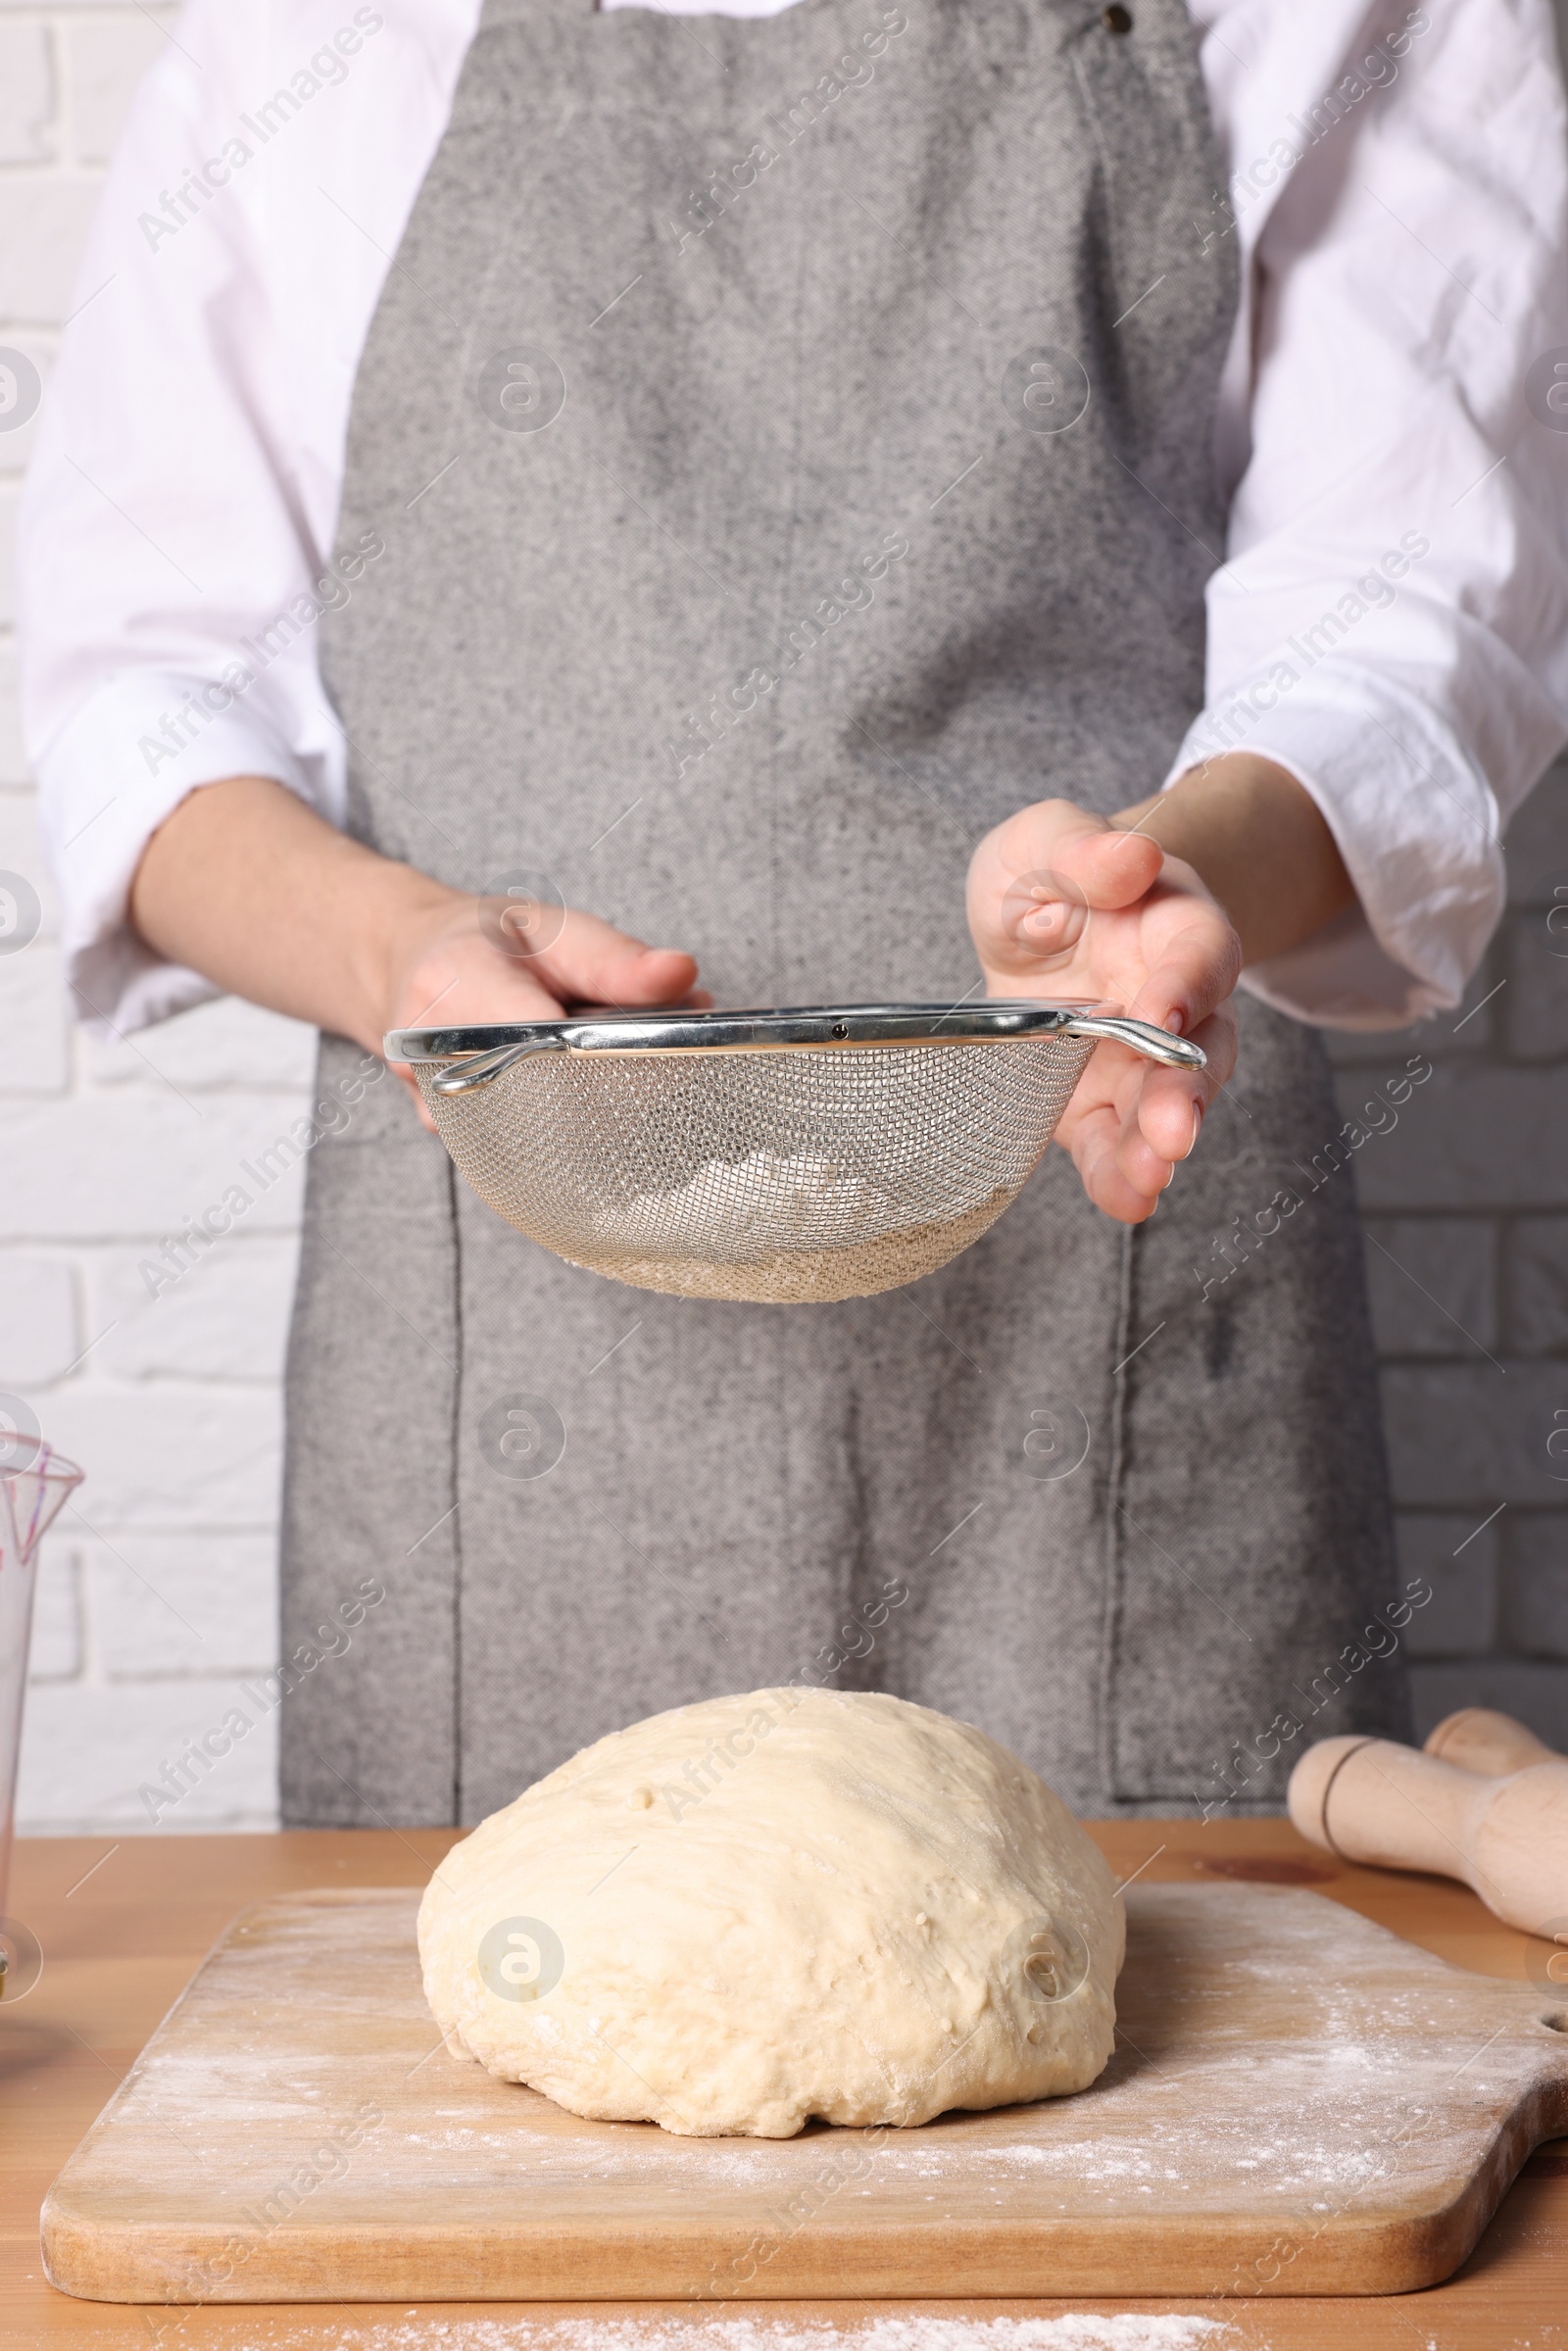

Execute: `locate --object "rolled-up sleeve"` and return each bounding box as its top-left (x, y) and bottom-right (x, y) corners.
top-left (17, 0), bottom-right (474, 1035)
top-left (1175, 0), bottom-right (1568, 1028)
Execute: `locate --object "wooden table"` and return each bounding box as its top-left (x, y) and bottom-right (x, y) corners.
top-left (2, 1821), bottom-right (1564, 2349)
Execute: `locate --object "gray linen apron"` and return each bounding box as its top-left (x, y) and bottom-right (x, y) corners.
top-left (287, 0), bottom-right (1410, 1826)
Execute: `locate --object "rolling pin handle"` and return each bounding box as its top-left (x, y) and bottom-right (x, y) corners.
top-left (1423, 1706), bottom-right (1558, 1778)
top-left (1286, 1735), bottom-right (1376, 1857)
top-left (1288, 1735), bottom-right (1568, 1936)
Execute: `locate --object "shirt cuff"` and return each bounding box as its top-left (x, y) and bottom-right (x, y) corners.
top-left (34, 668), bottom-right (321, 1038)
top-left (1162, 662), bottom-right (1506, 1031)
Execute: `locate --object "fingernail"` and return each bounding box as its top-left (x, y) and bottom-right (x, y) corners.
top-left (1164, 1010), bottom-right (1185, 1036)
top-left (1163, 1161), bottom-right (1177, 1190)
top-left (1189, 1101), bottom-right (1203, 1155)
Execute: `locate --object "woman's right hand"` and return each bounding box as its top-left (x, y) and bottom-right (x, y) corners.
top-left (128, 777), bottom-right (708, 1128)
top-left (383, 890), bottom-right (709, 1129)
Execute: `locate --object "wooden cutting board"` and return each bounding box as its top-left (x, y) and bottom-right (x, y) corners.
top-left (41, 1882), bottom-right (1568, 2303)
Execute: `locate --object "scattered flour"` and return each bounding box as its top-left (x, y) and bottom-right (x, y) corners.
top-left (227, 2317), bottom-right (1240, 2351)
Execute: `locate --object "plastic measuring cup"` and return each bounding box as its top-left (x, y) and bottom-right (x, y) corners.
top-left (1, 1433), bottom-right (83, 1994)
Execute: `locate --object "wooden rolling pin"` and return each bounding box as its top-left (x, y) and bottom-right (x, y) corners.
top-left (1423, 1706), bottom-right (1559, 1777)
top-left (1288, 1734), bottom-right (1568, 1935)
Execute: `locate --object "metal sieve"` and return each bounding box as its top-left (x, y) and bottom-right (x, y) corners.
top-left (383, 1002), bottom-right (1204, 1305)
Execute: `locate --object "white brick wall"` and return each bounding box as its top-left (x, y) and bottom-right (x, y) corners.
top-left (1330, 762), bottom-right (1568, 1753)
top-left (2, 4), bottom-right (315, 1832)
top-left (3, 4), bottom-right (1567, 1836)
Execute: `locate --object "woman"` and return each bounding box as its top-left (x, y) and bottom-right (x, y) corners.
top-left (19, 0), bottom-right (1568, 1824)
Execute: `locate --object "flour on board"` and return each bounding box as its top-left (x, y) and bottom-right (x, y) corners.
top-left (232, 2313), bottom-right (1238, 2351)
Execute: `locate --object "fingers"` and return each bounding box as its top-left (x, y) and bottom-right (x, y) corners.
top-left (1060, 1001), bottom-right (1238, 1222)
top-left (1127, 1001), bottom-right (1237, 1172)
top-left (969, 802), bottom-right (1166, 970)
top-left (1041, 819), bottom-right (1164, 913)
top-left (570, 988), bottom-right (715, 1015)
top-left (1063, 1098), bottom-right (1166, 1224)
top-left (389, 901), bottom-right (704, 1058)
top-left (1126, 1007), bottom-right (1236, 1210)
top-left (385, 900), bottom-right (708, 1138)
top-left (389, 952), bottom-right (564, 1044)
top-left (1126, 882), bottom-right (1244, 1044)
top-left (516, 906), bottom-right (700, 1012)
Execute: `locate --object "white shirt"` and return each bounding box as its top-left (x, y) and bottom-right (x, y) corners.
top-left (17, 0), bottom-right (1568, 1036)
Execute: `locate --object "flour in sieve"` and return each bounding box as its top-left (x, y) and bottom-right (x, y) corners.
top-left (588, 1149), bottom-right (915, 1261)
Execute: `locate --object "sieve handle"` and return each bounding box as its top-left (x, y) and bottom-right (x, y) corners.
top-left (430, 1039), bottom-right (561, 1095)
top-left (1056, 1013), bottom-right (1206, 1071)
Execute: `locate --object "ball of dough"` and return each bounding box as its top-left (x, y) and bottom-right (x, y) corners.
top-left (417, 1687), bottom-right (1123, 2138)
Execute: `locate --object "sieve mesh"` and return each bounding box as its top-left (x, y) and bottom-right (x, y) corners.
top-left (412, 1032), bottom-right (1098, 1303)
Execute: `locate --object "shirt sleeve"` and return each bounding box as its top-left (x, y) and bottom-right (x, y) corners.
top-left (16, 0), bottom-right (478, 1036)
top-left (1175, 0), bottom-right (1568, 1029)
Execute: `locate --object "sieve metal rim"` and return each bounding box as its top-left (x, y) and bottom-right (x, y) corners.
top-left (385, 1001), bottom-right (1206, 1096)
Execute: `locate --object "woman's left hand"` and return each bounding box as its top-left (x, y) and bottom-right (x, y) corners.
top-left (966, 798), bottom-right (1242, 1223)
